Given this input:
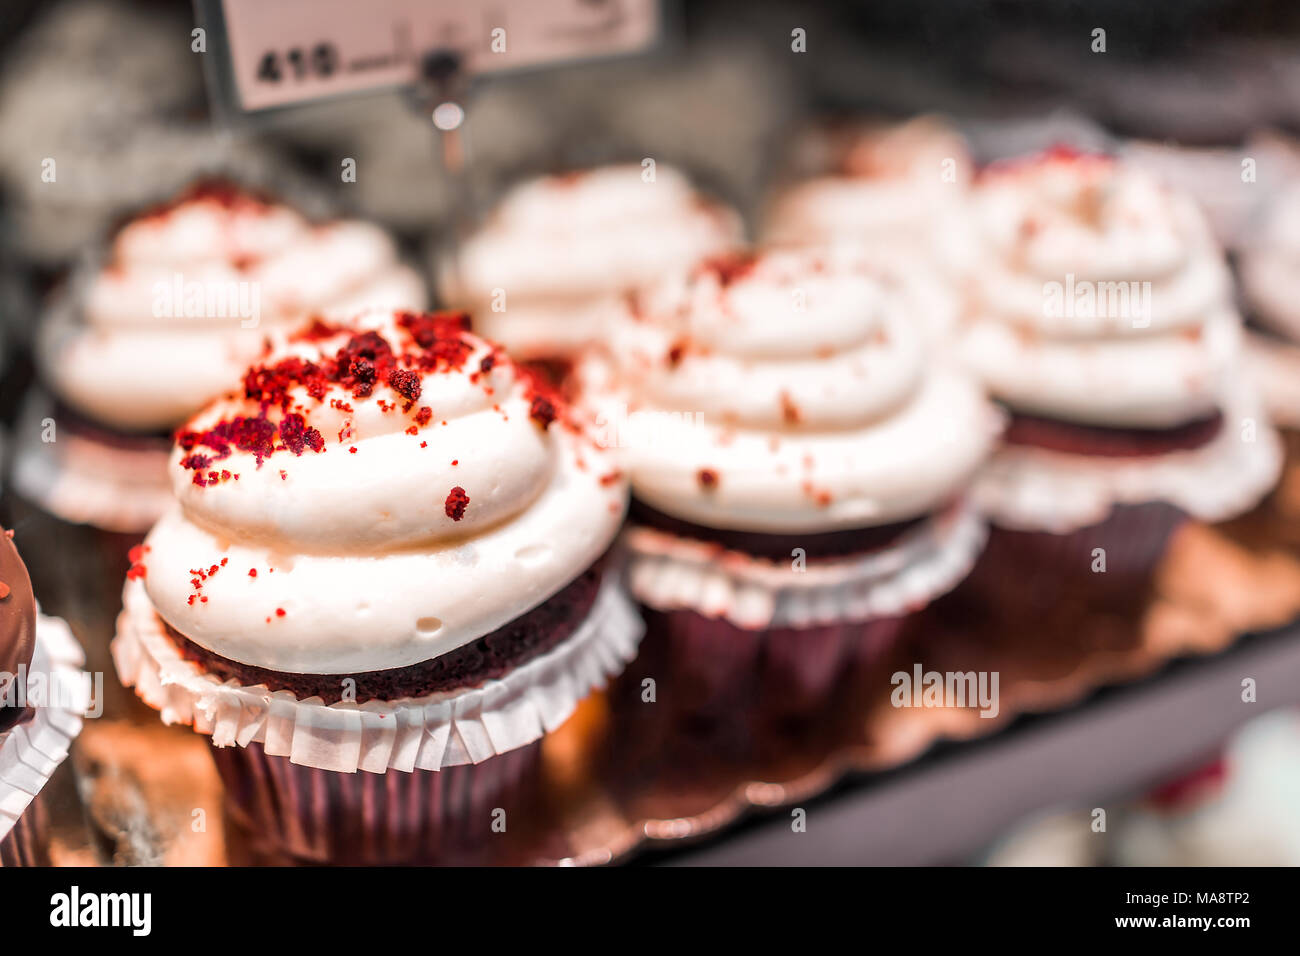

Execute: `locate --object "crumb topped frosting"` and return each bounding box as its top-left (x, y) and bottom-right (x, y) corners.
top-left (134, 310), bottom-right (626, 674)
top-left (952, 148), bottom-right (1243, 428)
top-left (586, 246), bottom-right (998, 533)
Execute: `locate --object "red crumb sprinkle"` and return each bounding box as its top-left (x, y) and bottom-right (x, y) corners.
top-left (276, 608), bottom-right (286, 617)
top-left (414, 407), bottom-right (433, 426)
top-left (349, 446), bottom-right (357, 454)
top-left (697, 468), bottom-right (719, 490)
top-left (451, 459), bottom-right (458, 466)
top-left (405, 425), bottom-right (419, 436)
top-left (420, 441), bottom-right (427, 448)
top-left (248, 569), bottom-right (257, 578)
top-left (667, 339), bottom-right (688, 367)
top-left (529, 395), bottom-right (557, 428)
top-left (126, 563), bottom-right (147, 581)
top-left (279, 470), bottom-right (288, 481)
top-left (780, 391), bottom-right (802, 425)
top-left (599, 470), bottom-right (623, 486)
top-left (696, 251), bottom-right (759, 286)
top-left (445, 486), bottom-right (470, 521)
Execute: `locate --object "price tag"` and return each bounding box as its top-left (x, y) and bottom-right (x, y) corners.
top-left (198, 0), bottom-right (661, 114)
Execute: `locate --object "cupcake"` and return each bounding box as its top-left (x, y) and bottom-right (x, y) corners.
top-left (951, 148), bottom-right (1281, 599)
top-left (584, 247), bottom-right (999, 726)
top-left (1238, 180), bottom-right (1300, 548)
top-left (16, 180), bottom-right (427, 534)
top-left (112, 309), bottom-right (640, 864)
top-left (762, 115), bottom-right (972, 253)
top-left (437, 164), bottom-right (742, 365)
top-left (0, 527), bottom-right (88, 867)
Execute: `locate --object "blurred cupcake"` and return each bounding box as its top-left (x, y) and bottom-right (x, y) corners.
top-left (15, 180), bottom-right (426, 534)
top-left (112, 309), bottom-right (640, 864)
top-left (762, 115), bottom-right (971, 253)
top-left (584, 247), bottom-right (999, 725)
top-left (952, 147), bottom-right (1281, 599)
top-left (438, 164), bottom-right (742, 365)
top-left (0, 526), bottom-right (88, 867)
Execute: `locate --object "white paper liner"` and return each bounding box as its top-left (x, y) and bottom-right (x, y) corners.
top-left (0, 613), bottom-right (88, 842)
top-left (974, 383), bottom-right (1284, 533)
top-left (1243, 332), bottom-right (1300, 431)
top-left (623, 497), bottom-right (987, 630)
top-left (11, 389), bottom-right (172, 533)
top-left (112, 573), bottom-right (643, 774)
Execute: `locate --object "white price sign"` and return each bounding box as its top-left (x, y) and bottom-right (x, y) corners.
top-left (211, 0), bottom-right (661, 112)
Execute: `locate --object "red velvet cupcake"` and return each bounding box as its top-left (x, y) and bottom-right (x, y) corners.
top-left (583, 246), bottom-right (1000, 729)
top-left (112, 310), bottom-right (639, 865)
top-left (0, 527), bottom-right (88, 867)
top-left (950, 148), bottom-right (1281, 599)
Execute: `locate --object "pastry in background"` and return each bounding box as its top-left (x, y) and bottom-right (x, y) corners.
top-left (437, 164), bottom-right (742, 365)
top-left (583, 246), bottom-right (999, 729)
top-left (761, 115), bottom-right (971, 253)
top-left (14, 180), bottom-right (427, 534)
top-left (949, 147), bottom-right (1281, 605)
top-left (113, 309), bottom-right (640, 865)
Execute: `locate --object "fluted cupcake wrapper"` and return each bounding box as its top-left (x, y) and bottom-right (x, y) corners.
top-left (0, 613), bottom-right (88, 860)
top-left (974, 383), bottom-right (1282, 535)
top-left (11, 387), bottom-right (172, 535)
top-left (214, 738), bottom-right (541, 865)
top-left (618, 498), bottom-right (983, 726)
top-left (112, 574), bottom-right (643, 774)
top-left (624, 496), bottom-right (987, 630)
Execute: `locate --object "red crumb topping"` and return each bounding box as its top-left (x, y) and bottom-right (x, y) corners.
top-left (177, 312), bottom-right (481, 483)
top-left (445, 486), bottom-right (470, 521)
top-left (697, 468), bottom-right (719, 490)
top-left (131, 178), bottom-right (277, 228)
top-left (780, 392), bottom-right (802, 425)
top-left (530, 395), bottom-right (557, 429)
top-left (599, 470), bottom-right (623, 486)
top-left (695, 251), bottom-right (759, 286)
top-left (248, 569), bottom-right (257, 578)
top-left (126, 543), bottom-right (150, 580)
top-left (276, 608), bottom-right (286, 617)
top-left (667, 339), bottom-right (688, 367)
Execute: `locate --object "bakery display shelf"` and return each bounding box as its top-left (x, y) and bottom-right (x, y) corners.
top-left (649, 618), bottom-right (1300, 866)
top-left (29, 487), bottom-right (1296, 867)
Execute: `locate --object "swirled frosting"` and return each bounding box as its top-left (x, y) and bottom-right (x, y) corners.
top-left (38, 181), bottom-right (426, 432)
top-left (135, 309), bottom-right (627, 674)
top-left (441, 164), bottom-right (742, 356)
top-left (952, 148), bottom-right (1242, 427)
top-left (762, 116), bottom-right (971, 248)
top-left (1241, 183), bottom-right (1300, 344)
top-left (586, 247), bottom-right (999, 533)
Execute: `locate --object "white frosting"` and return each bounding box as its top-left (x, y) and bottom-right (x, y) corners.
top-left (37, 186), bottom-right (426, 432)
top-left (138, 310), bottom-right (626, 675)
top-left (952, 151), bottom-right (1245, 427)
top-left (585, 247), bottom-right (1000, 532)
top-left (1240, 183), bottom-right (1300, 343)
top-left (1243, 331), bottom-right (1300, 430)
top-left (440, 164), bottom-right (742, 355)
top-left (762, 117), bottom-right (971, 248)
